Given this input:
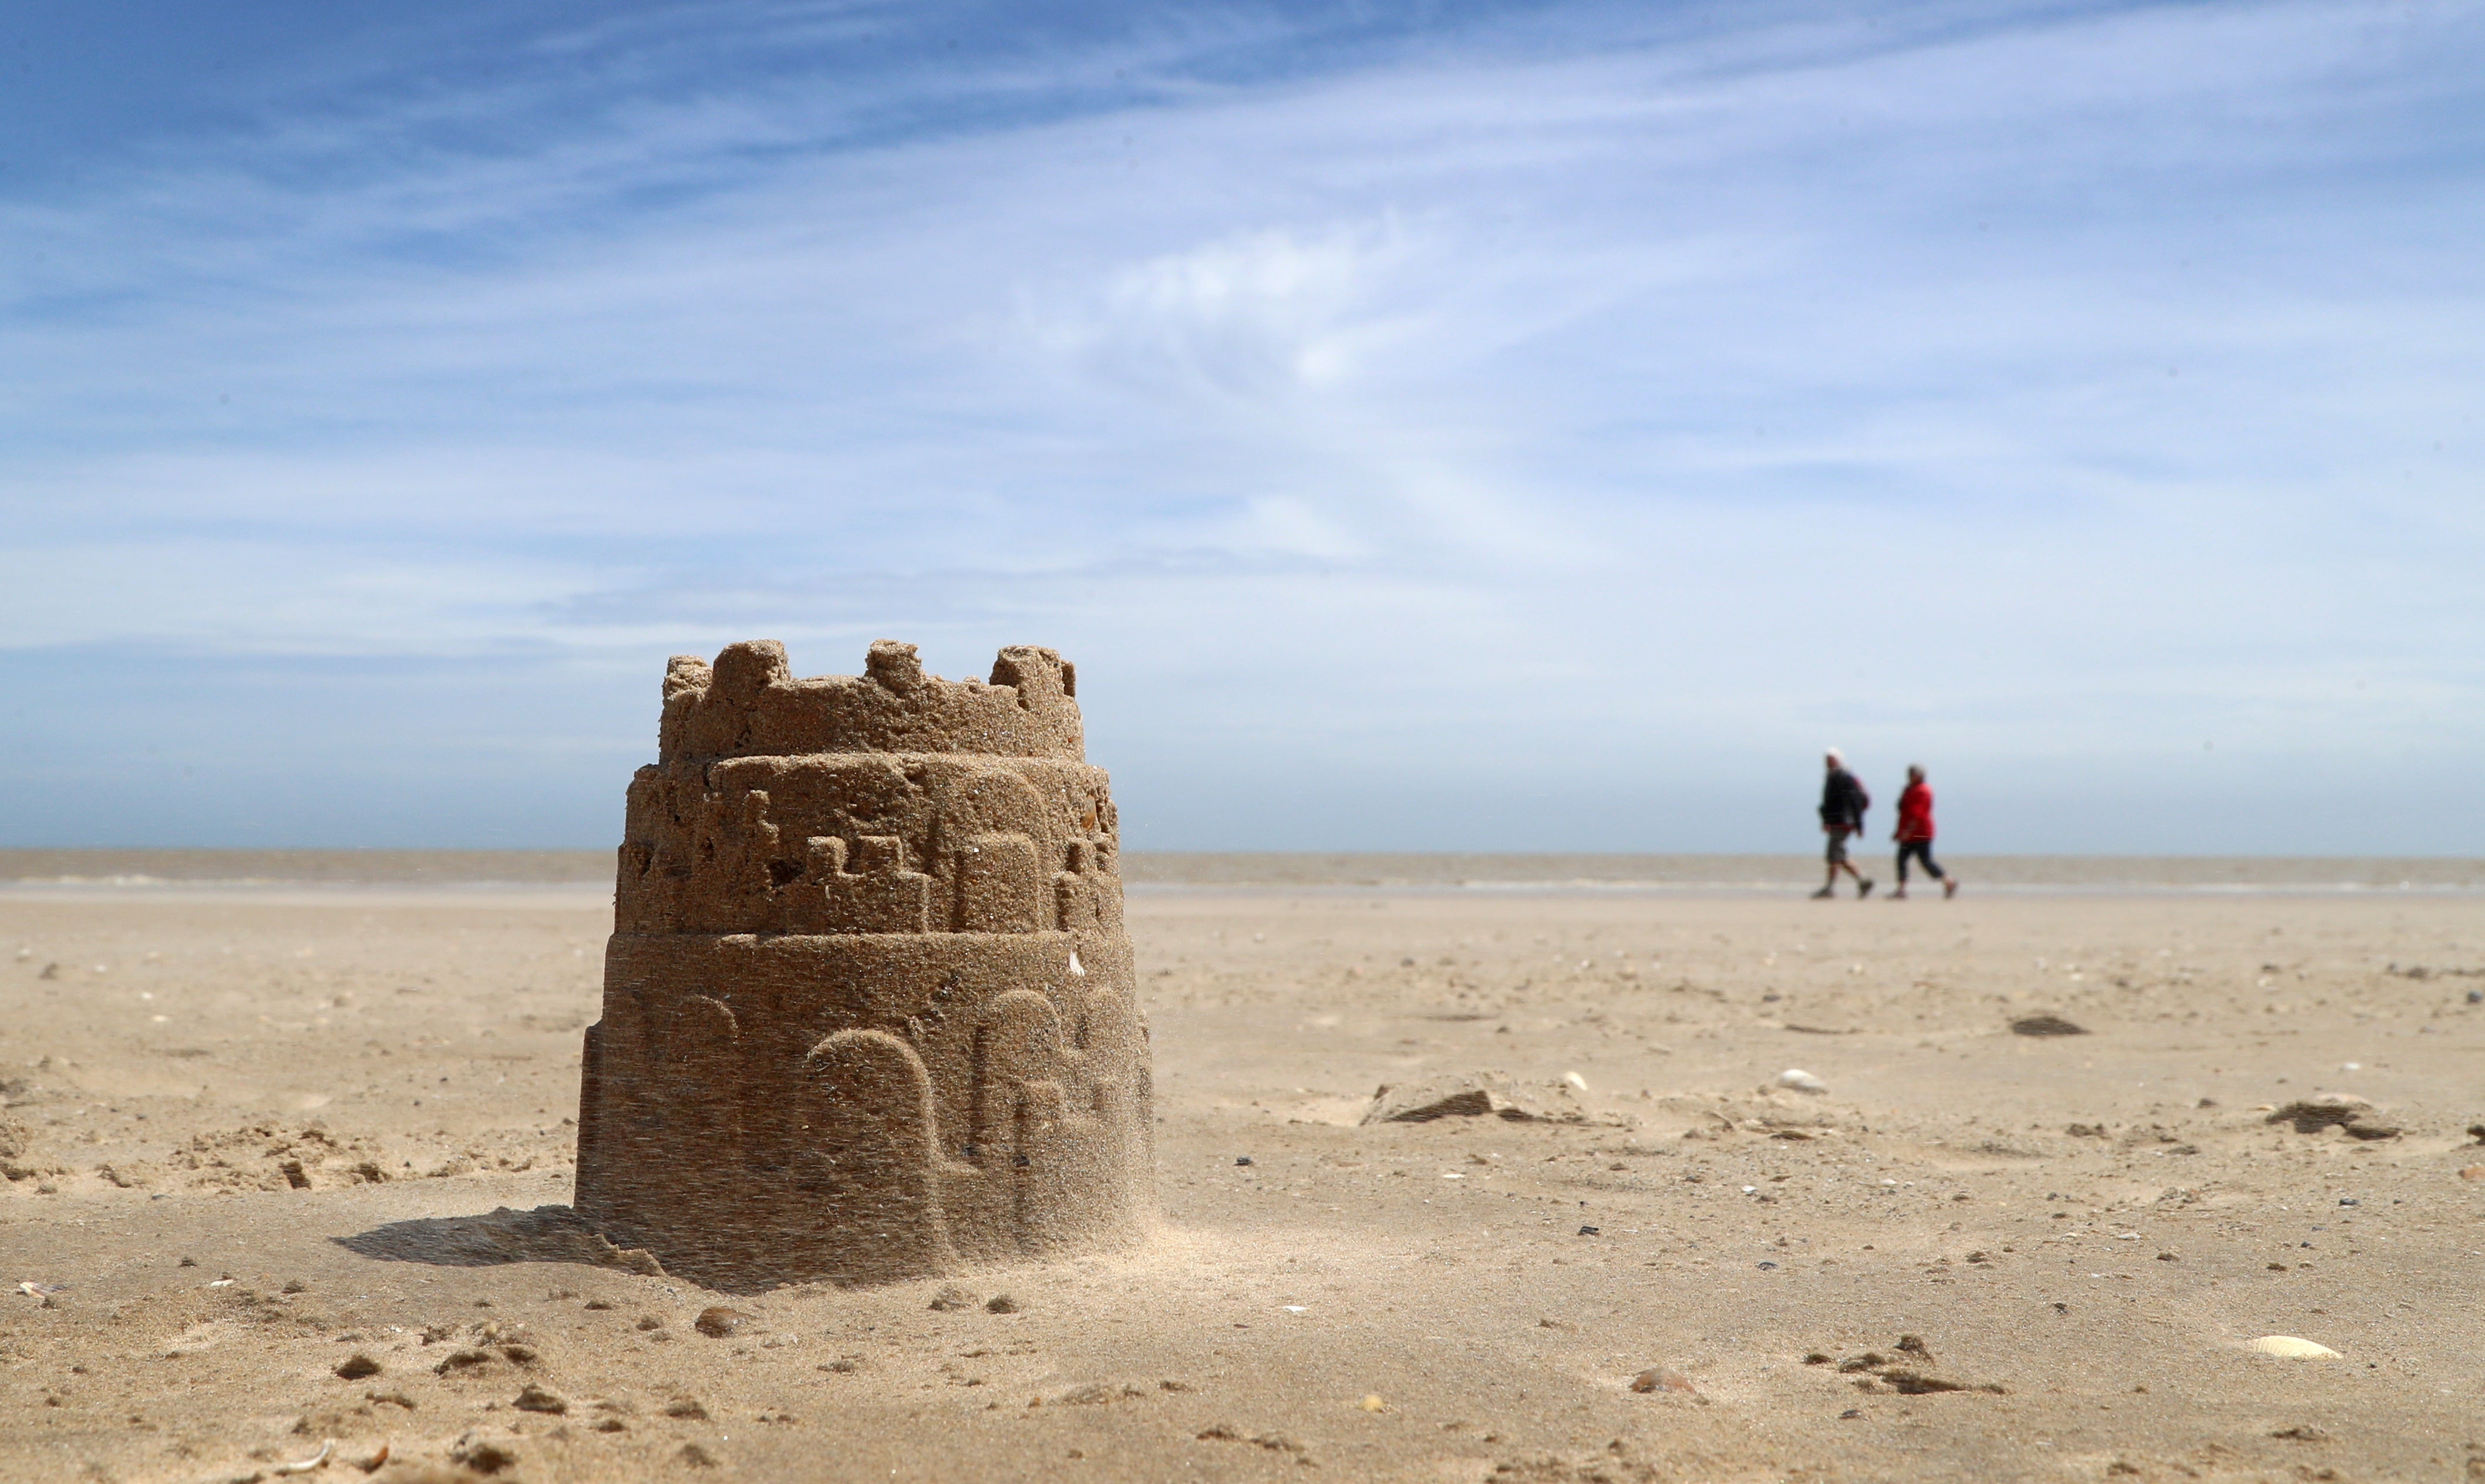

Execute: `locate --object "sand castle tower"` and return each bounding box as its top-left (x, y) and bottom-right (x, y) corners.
top-left (571, 639), bottom-right (1152, 1288)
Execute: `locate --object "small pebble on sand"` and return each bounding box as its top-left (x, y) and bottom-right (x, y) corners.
top-left (332, 1354), bottom-right (381, 1380)
top-left (1778, 1070), bottom-right (1828, 1094)
top-left (1629, 1367), bottom-right (1697, 1395)
top-left (451, 1439), bottom-right (517, 1474)
top-left (693, 1306), bottom-right (751, 1338)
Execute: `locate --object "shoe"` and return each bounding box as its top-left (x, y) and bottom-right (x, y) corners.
top-left (1888, 889), bottom-right (1908, 899)
top-left (1943, 878), bottom-right (1958, 899)
top-left (1858, 879), bottom-right (1875, 899)
top-left (1810, 887), bottom-right (1834, 900)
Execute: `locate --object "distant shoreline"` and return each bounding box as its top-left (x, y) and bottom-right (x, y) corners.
top-left (2, 847), bottom-right (2480, 892)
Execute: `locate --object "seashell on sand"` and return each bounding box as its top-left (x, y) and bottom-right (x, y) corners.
top-left (1629, 1366), bottom-right (1698, 1394)
top-left (1778, 1069), bottom-right (1828, 1094)
top-left (2245, 1335), bottom-right (2341, 1359)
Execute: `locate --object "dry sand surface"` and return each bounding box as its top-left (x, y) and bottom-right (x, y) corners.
top-left (5, 871), bottom-right (2485, 1482)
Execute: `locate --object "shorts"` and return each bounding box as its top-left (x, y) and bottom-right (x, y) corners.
top-left (1824, 827), bottom-right (1854, 865)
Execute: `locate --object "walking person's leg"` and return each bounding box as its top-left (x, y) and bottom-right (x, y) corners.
top-left (1891, 842), bottom-right (1911, 898)
top-left (1922, 843), bottom-right (1958, 898)
top-left (1815, 829), bottom-right (1846, 898)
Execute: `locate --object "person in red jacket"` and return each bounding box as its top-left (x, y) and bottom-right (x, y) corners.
top-left (1890, 764), bottom-right (1958, 899)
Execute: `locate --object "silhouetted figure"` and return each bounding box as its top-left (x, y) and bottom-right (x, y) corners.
top-left (1813, 749), bottom-right (1873, 899)
top-left (1890, 764), bottom-right (1958, 899)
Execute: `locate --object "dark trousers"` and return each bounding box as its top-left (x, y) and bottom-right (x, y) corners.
top-left (1895, 839), bottom-right (1944, 882)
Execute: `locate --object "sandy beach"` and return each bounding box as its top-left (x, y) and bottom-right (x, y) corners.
top-left (6, 860), bottom-right (2484, 1482)
top-left (19, 0), bottom-right (2483, 1477)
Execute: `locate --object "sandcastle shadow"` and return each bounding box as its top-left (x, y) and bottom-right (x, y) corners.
top-left (333, 1204), bottom-right (670, 1278)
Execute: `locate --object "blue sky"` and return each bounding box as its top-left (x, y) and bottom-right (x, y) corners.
top-left (4, 0), bottom-right (2481, 853)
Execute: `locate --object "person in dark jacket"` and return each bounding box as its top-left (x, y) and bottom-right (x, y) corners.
top-left (1890, 764), bottom-right (1958, 898)
top-left (1812, 749), bottom-right (1873, 899)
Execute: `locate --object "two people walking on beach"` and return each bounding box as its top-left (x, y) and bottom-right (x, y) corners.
top-left (1814, 751), bottom-right (1958, 900)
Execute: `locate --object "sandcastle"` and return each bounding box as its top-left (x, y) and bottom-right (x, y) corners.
top-left (571, 639), bottom-right (1153, 1288)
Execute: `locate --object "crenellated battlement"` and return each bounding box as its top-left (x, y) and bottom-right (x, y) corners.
top-left (658, 639), bottom-right (1083, 763)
